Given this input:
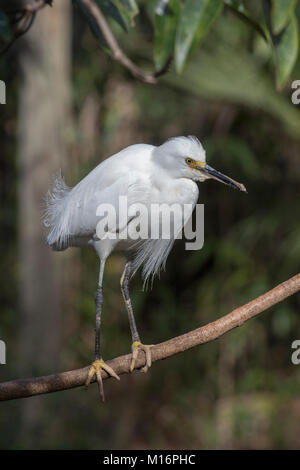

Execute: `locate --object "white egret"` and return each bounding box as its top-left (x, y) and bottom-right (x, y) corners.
top-left (44, 136), bottom-right (246, 401)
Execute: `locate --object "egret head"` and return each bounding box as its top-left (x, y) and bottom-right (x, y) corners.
top-left (154, 136), bottom-right (247, 192)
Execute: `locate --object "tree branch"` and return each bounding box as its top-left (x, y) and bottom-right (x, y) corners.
top-left (1, 0), bottom-right (171, 82)
top-left (0, 273), bottom-right (299, 402)
top-left (80, 0), bottom-right (168, 84)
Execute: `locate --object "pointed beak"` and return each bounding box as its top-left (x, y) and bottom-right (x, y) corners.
top-left (197, 163), bottom-right (247, 193)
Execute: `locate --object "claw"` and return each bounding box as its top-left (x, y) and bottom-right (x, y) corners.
top-left (130, 341), bottom-right (154, 373)
top-left (85, 359), bottom-right (120, 402)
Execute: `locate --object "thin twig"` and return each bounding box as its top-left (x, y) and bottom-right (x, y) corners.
top-left (0, 0), bottom-right (48, 56)
top-left (80, 0), bottom-right (169, 84)
top-left (25, 0), bottom-right (49, 13)
top-left (0, 273), bottom-right (299, 402)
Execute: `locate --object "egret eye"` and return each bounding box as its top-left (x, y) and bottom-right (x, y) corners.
top-left (186, 158), bottom-right (193, 165)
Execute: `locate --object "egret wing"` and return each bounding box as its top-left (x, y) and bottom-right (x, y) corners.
top-left (46, 171), bottom-right (150, 248)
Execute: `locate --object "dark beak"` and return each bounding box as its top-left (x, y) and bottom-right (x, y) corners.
top-left (197, 164), bottom-right (247, 193)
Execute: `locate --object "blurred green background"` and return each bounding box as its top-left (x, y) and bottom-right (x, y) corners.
top-left (0, 0), bottom-right (300, 449)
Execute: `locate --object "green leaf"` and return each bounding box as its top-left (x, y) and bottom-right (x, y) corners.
top-left (96, 0), bottom-right (127, 31)
top-left (110, 0), bottom-right (139, 28)
top-left (73, 0), bottom-right (109, 51)
top-left (274, 13), bottom-right (299, 90)
top-left (0, 11), bottom-right (11, 42)
top-left (154, 0), bottom-right (180, 71)
top-left (271, 0), bottom-right (298, 35)
top-left (175, 0), bottom-right (223, 74)
top-left (224, 0), bottom-right (267, 41)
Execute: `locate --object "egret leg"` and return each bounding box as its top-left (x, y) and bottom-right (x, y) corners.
top-left (120, 261), bottom-right (154, 373)
top-left (85, 259), bottom-right (120, 401)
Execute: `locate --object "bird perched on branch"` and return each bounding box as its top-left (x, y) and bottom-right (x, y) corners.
top-left (44, 136), bottom-right (246, 401)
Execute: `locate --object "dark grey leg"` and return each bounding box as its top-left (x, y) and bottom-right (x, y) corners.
top-left (85, 259), bottom-right (120, 401)
top-left (120, 261), bottom-right (153, 372)
top-left (120, 261), bottom-right (140, 343)
top-left (94, 285), bottom-right (103, 360)
top-left (94, 260), bottom-right (105, 360)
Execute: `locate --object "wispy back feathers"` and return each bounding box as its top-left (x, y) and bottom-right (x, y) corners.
top-left (43, 171), bottom-right (71, 249)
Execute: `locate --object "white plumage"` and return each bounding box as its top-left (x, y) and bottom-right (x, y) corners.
top-left (44, 136), bottom-right (204, 283)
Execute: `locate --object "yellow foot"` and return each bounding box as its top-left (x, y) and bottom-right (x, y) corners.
top-left (85, 359), bottom-right (120, 402)
top-left (130, 341), bottom-right (154, 373)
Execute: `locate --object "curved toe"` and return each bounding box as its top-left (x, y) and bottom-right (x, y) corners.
top-left (130, 341), bottom-right (154, 373)
top-left (85, 359), bottom-right (120, 402)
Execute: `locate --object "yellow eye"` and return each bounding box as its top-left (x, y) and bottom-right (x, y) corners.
top-left (186, 158), bottom-right (193, 165)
